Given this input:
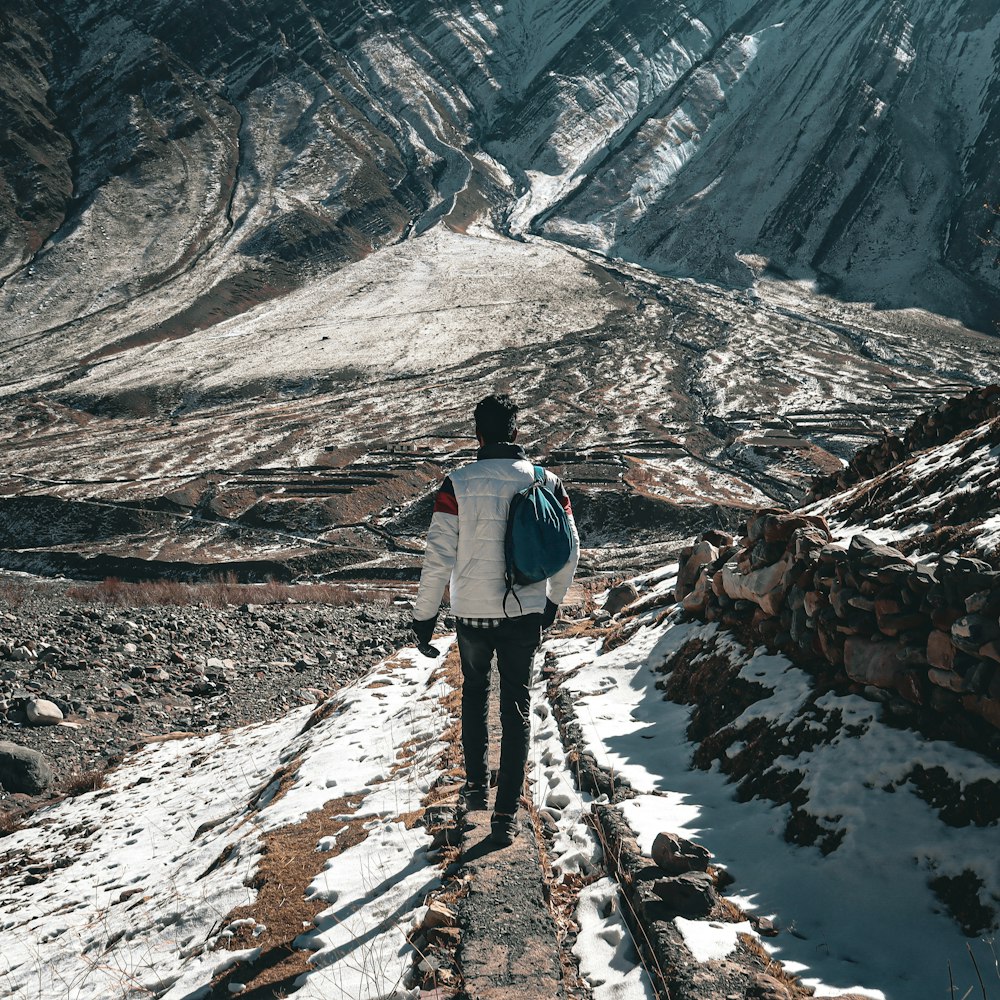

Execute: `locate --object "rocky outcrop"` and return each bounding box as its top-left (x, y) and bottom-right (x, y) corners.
top-left (809, 386), bottom-right (1000, 501)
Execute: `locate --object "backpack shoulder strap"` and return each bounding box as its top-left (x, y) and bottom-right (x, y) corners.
top-left (533, 465), bottom-right (545, 484)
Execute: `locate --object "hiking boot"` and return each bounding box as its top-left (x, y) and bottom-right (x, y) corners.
top-left (490, 811), bottom-right (519, 846)
top-left (458, 782), bottom-right (488, 812)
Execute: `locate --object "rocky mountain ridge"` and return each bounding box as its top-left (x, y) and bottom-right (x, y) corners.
top-left (3, 0), bottom-right (999, 342)
top-left (2, 2), bottom-right (1000, 583)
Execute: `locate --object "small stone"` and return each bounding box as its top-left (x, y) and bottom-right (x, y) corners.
top-left (651, 831), bottom-right (712, 874)
top-left (417, 954), bottom-right (441, 973)
top-left (605, 582), bottom-right (639, 616)
top-left (422, 900), bottom-right (457, 929)
top-left (26, 697), bottom-right (64, 726)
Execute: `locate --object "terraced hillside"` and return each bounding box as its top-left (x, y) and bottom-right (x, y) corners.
top-left (1, 2), bottom-right (999, 580)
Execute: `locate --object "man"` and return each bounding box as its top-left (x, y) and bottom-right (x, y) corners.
top-left (411, 393), bottom-right (579, 846)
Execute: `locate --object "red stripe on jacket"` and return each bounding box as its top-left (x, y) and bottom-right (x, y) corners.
top-left (553, 479), bottom-right (573, 514)
top-left (433, 477), bottom-right (458, 516)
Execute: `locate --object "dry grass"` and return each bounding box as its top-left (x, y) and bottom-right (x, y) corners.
top-left (0, 807), bottom-right (27, 837)
top-left (61, 768), bottom-right (108, 797)
top-left (0, 579), bottom-right (31, 608)
top-left (0, 578), bottom-right (60, 608)
top-left (64, 574), bottom-right (391, 608)
top-left (207, 793), bottom-right (369, 999)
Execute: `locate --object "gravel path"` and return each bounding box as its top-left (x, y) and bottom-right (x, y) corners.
top-left (0, 591), bottom-right (413, 811)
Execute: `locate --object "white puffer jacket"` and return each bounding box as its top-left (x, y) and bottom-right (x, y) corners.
top-left (413, 443), bottom-right (580, 620)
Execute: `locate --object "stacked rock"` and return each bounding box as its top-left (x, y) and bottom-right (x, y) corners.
top-left (809, 386), bottom-right (1000, 501)
top-left (675, 511), bottom-right (1000, 736)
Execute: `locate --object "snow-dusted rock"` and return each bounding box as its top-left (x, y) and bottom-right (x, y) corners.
top-left (651, 832), bottom-right (712, 874)
top-left (604, 582), bottom-right (639, 616)
top-left (676, 541), bottom-right (718, 601)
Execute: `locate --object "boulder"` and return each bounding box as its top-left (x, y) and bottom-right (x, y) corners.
top-left (605, 582), bottom-right (639, 616)
top-left (980, 640), bottom-right (1000, 664)
top-left (830, 580), bottom-right (858, 619)
top-left (701, 529), bottom-right (735, 548)
top-left (749, 974), bottom-right (792, 1000)
top-left (721, 553), bottom-right (793, 617)
top-left (803, 590), bottom-right (826, 617)
top-left (651, 832), bottom-right (712, 874)
top-left (652, 871), bottom-right (717, 916)
top-left (876, 563), bottom-right (915, 585)
top-left (894, 668), bottom-right (925, 705)
top-left (681, 572), bottom-right (711, 615)
top-left (848, 535), bottom-right (908, 568)
top-left (746, 508), bottom-right (790, 543)
top-left (676, 541), bottom-right (718, 600)
top-left (0, 742), bottom-right (52, 793)
top-left (843, 637), bottom-right (902, 689)
top-left (763, 513), bottom-right (830, 544)
top-left (926, 630), bottom-right (956, 670)
top-left (951, 615), bottom-right (1000, 655)
top-left (26, 697), bottom-right (64, 726)
top-left (962, 695), bottom-right (1000, 730)
top-left (928, 668), bottom-right (968, 693)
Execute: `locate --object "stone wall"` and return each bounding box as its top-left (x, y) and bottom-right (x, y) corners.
top-left (676, 511), bottom-right (1000, 743)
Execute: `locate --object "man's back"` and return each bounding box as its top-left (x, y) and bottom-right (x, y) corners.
top-left (412, 441), bottom-right (577, 622)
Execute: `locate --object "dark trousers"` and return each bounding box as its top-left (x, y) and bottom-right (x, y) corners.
top-left (456, 614), bottom-right (542, 815)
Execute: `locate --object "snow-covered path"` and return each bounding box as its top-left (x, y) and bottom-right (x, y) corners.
top-left (2, 591), bottom-right (997, 1000)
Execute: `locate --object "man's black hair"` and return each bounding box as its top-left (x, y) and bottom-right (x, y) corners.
top-left (475, 393), bottom-right (519, 443)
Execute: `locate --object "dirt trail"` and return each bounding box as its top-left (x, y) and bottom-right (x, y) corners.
top-left (453, 678), bottom-right (568, 1000)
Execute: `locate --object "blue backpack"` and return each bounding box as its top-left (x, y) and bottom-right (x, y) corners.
top-left (503, 466), bottom-right (573, 614)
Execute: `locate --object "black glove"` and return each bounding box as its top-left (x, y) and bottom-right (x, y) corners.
top-left (411, 615), bottom-right (438, 646)
top-left (541, 599), bottom-right (559, 630)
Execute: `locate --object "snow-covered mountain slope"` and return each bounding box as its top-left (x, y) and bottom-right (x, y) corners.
top-left (2, 0), bottom-right (999, 351)
top-left (2, 2), bottom-right (1000, 581)
top-left (1, 242), bottom-right (996, 583)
